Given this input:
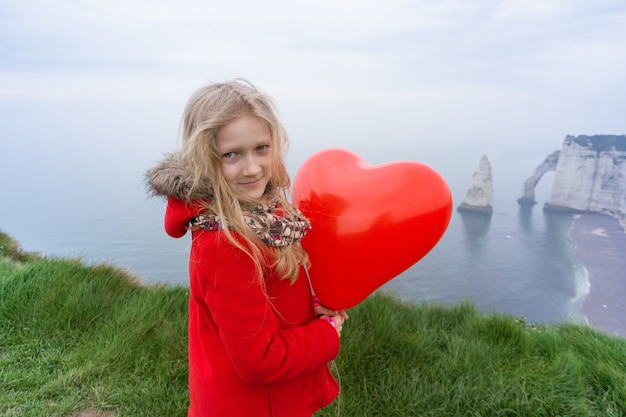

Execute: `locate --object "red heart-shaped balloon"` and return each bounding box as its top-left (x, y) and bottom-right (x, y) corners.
top-left (292, 149), bottom-right (452, 310)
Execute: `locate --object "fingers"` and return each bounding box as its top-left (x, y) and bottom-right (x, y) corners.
top-left (314, 305), bottom-right (341, 317)
top-left (314, 304), bottom-right (333, 317)
top-left (313, 304), bottom-right (349, 321)
top-left (333, 313), bottom-right (345, 332)
top-left (319, 312), bottom-right (347, 337)
top-left (313, 299), bottom-right (350, 337)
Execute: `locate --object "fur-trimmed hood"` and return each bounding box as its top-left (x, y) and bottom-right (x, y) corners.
top-left (146, 151), bottom-right (214, 202)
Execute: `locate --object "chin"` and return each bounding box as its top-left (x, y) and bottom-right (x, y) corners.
top-left (236, 191), bottom-right (266, 204)
top-left (233, 181), bottom-right (270, 203)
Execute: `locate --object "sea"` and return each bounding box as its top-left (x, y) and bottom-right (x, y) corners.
top-left (0, 150), bottom-right (589, 327)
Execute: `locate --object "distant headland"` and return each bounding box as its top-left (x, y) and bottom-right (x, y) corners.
top-left (519, 135), bottom-right (626, 230)
top-left (458, 135), bottom-right (626, 231)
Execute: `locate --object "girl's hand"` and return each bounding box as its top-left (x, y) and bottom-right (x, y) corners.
top-left (314, 298), bottom-right (349, 337)
top-left (319, 312), bottom-right (347, 336)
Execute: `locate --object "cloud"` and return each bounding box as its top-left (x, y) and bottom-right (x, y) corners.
top-left (0, 0), bottom-right (625, 151)
top-left (2, 1), bottom-right (625, 85)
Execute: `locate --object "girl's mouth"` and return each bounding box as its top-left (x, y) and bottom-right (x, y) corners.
top-left (241, 177), bottom-right (263, 187)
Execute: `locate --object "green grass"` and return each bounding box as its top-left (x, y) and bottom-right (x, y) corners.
top-left (319, 297), bottom-right (626, 417)
top-left (1, 230), bottom-right (625, 416)
top-left (0, 232), bottom-right (188, 417)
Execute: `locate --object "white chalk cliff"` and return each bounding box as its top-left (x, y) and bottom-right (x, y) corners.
top-left (457, 154), bottom-right (494, 214)
top-left (520, 135), bottom-right (626, 230)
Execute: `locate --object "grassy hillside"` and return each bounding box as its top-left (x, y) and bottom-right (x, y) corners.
top-left (1, 231), bottom-right (625, 416)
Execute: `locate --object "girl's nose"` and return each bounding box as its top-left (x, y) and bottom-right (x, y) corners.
top-left (242, 154), bottom-right (262, 176)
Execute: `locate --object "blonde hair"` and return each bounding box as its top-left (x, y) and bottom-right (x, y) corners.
top-left (180, 79), bottom-right (309, 282)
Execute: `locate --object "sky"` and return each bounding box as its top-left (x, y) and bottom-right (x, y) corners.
top-left (1, 0), bottom-right (626, 198)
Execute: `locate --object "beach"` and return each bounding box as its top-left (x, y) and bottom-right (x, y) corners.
top-left (570, 213), bottom-right (626, 338)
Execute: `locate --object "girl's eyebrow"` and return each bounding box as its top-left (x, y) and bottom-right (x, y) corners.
top-left (218, 140), bottom-right (269, 154)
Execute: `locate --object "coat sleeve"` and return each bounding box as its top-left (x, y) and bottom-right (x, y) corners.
top-left (164, 198), bottom-right (207, 238)
top-left (192, 232), bottom-right (340, 385)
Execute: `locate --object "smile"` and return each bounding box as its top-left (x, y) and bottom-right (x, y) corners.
top-left (240, 177), bottom-right (263, 187)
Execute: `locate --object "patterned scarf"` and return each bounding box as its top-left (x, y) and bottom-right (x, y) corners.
top-left (186, 197), bottom-right (311, 247)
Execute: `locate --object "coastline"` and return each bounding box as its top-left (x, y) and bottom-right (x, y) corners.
top-left (570, 213), bottom-right (626, 338)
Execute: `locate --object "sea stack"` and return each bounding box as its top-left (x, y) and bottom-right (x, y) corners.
top-left (457, 154), bottom-right (494, 214)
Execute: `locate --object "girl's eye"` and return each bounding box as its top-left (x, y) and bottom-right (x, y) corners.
top-left (256, 145), bottom-right (269, 152)
top-left (222, 152), bottom-right (237, 159)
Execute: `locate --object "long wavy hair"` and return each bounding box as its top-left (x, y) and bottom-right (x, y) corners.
top-left (180, 79), bottom-right (309, 283)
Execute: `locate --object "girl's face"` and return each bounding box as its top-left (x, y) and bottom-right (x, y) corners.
top-left (215, 113), bottom-right (273, 201)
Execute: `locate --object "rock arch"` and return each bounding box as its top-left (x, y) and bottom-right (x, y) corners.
top-left (517, 150), bottom-right (560, 205)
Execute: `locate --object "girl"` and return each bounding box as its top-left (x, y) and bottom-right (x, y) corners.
top-left (147, 79), bottom-right (347, 417)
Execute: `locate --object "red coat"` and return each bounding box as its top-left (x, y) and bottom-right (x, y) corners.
top-left (164, 198), bottom-right (340, 417)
